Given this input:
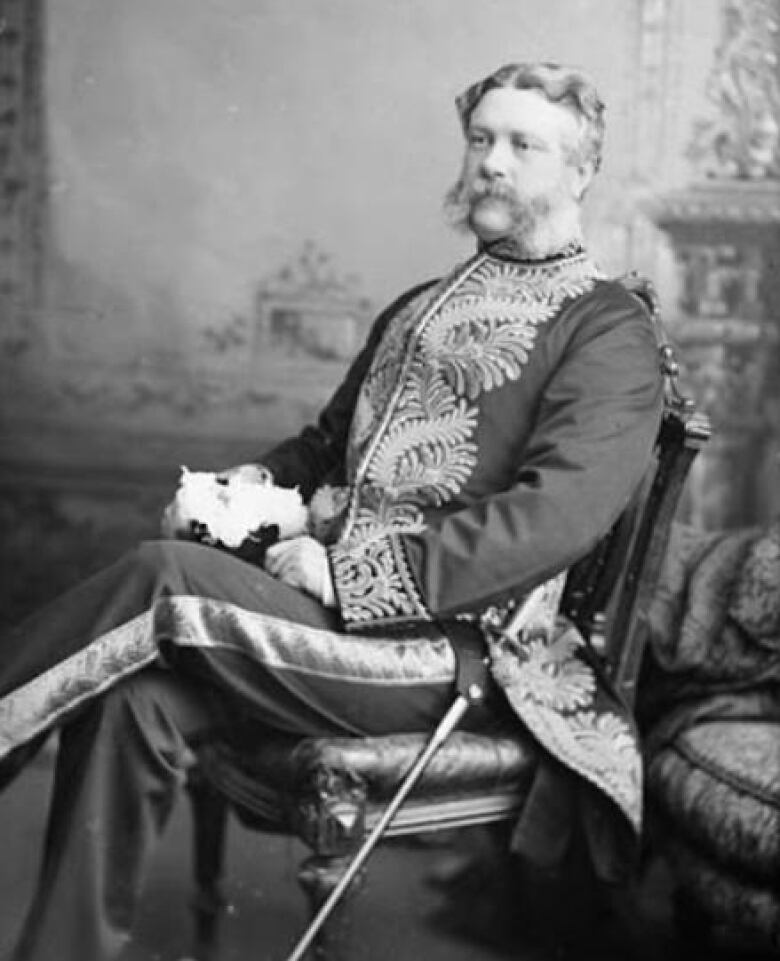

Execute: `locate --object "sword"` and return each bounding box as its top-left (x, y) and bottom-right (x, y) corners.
top-left (283, 621), bottom-right (489, 961)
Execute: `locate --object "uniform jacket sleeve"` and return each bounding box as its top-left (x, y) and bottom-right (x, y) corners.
top-left (259, 281), bottom-right (436, 499)
top-left (396, 289), bottom-right (665, 621)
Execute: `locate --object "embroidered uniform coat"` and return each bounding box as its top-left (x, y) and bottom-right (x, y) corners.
top-left (264, 247), bottom-right (663, 635)
top-left (261, 246), bottom-right (665, 846)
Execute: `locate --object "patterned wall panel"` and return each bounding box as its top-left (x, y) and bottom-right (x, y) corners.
top-left (0, 0), bottom-right (46, 357)
top-left (648, 0), bottom-right (780, 528)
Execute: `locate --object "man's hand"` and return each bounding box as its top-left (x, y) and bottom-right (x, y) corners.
top-left (264, 536), bottom-right (337, 607)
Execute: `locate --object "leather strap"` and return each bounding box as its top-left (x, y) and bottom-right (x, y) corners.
top-left (442, 619), bottom-right (491, 704)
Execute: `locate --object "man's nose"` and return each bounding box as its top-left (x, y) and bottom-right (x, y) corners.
top-left (480, 140), bottom-right (512, 178)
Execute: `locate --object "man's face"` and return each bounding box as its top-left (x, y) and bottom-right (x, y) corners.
top-left (453, 87), bottom-right (590, 244)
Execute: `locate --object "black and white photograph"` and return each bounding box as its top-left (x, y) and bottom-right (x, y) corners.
top-left (0, 1), bottom-right (778, 959)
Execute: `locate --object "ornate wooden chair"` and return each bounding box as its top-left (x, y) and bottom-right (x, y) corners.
top-left (185, 283), bottom-right (711, 961)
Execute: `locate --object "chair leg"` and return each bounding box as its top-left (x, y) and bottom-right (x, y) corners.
top-left (297, 854), bottom-right (365, 961)
top-left (187, 773), bottom-right (230, 961)
top-left (291, 767), bottom-right (368, 961)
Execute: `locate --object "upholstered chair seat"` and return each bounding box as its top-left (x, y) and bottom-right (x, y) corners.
top-left (195, 726), bottom-right (537, 837)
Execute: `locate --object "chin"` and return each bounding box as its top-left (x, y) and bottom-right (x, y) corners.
top-left (469, 210), bottom-right (514, 244)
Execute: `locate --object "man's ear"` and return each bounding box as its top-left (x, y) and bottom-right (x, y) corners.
top-left (570, 160), bottom-right (595, 201)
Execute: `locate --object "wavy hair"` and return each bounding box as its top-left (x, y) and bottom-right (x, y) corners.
top-left (456, 62), bottom-right (606, 173)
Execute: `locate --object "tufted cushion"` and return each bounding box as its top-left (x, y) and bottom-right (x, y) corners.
top-left (666, 838), bottom-right (780, 947)
top-left (728, 520), bottom-right (780, 642)
top-left (648, 720), bottom-right (780, 882)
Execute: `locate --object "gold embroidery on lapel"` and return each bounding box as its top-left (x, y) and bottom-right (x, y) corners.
top-left (347, 287), bottom-right (435, 476)
top-left (368, 364), bottom-right (479, 503)
top-left (334, 253), bottom-right (603, 626)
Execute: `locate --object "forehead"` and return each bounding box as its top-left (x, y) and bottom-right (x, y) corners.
top-left (468, 87), bottom-right (579, 144)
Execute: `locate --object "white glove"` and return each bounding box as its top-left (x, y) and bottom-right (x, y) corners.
top-left (264, 536), bottom-right (337, 607)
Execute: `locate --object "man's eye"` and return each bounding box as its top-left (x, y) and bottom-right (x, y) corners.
top-left (468, 132), bottom-right (488, 148)
top-left (512, 137), bottom-right (531, 151)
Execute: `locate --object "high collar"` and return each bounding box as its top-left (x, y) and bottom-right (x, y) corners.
top-left (478, 237), bottom-right (586, 265)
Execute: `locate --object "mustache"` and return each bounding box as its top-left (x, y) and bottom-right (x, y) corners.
top-left (469, 181), bottom-right (517, 201)
top-left (443, 174), bottom-right (559, 242)
top-left (452, 178), bottom-right (518, 205)
top-left (443, 176), bottom-right (520, 231)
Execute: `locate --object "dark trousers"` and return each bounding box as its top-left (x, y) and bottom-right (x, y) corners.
top-left (11, 669), bottom-right (215, 961)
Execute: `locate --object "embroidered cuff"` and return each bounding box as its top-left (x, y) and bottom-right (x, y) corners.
top-left (328, 533), bottom-right (431, 630)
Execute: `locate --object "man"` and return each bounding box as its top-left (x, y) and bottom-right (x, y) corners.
top-left (0, 62), bottom-right (663, 960)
